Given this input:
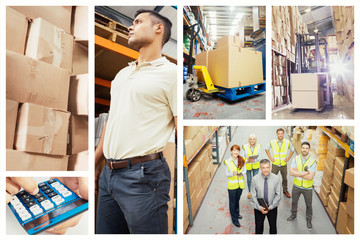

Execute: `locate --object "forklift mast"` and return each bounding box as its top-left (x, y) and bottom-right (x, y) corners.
top-left (294, 33), bottom-right (329, 73)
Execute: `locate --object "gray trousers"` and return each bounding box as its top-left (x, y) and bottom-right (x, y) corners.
top-left (271, 164), bottom-right (288, 192)
top-left (291, 186), bottom-right (313, 220)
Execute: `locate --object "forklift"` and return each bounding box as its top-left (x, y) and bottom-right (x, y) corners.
top-left (184, 23), bottom-right (221, 102)
top-left (292, 32), bottom-right (333, 111)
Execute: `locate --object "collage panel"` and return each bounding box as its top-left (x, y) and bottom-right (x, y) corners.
top-left (183, 126), bottom-right (354, 234)
top-left (94, 6), bottom-right (177, 234)
top-left (6, 6), bottom-right (89, 171)
top-left (7, 177), bottom-right (88, 235)
top-left (183, 6), bottom-right (266, 119)
top-left (271, 6), bottom-right (354, 119)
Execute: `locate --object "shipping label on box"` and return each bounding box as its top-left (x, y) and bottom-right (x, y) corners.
top-left (6, 99), bottom-right (18, 149)
top-left (26, 18), bottom-right (74, 72)
top-left (6, 7), bottom-right (28, 54)
top-left (15, 103), bottom-right (70, 155)
top-left (7, 149), bottom-right (68, 171)
top-left (7, 50), bottom-right (70, 111)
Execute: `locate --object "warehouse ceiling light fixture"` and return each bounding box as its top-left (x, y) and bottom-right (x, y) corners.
top-left (305, 7), bottom-right (311, 13)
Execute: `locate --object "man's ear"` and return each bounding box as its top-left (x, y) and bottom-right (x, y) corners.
top-left (155, 23), bottom-right (164, 34)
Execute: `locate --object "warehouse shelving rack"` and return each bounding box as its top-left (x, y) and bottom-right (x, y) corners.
top-left (319, 127), bottom-right (353, 230)
top-left (272, 49), bottom-right (290, 110)
top-left (183, 126), bottom-right (236, 232)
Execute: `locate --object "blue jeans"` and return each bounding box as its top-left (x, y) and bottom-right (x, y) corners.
top-left (246, 168), bottom-right (260, 192)
top-left (96, 156), bottom-right (171, 234)
top-left (228, 188), bottom-right (243, 224)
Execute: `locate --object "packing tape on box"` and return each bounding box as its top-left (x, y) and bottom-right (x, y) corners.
top-left (52, 27), bottom-right (63, 67)
top-left (17, 108), bottom-right (63, 154)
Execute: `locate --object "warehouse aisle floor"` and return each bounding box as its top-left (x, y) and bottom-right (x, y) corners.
top-left (188, 126), bottom-right (336, 234)
top-left (272, 94), bottom-right (354, 119)
top-left (183, 84), bottom-right (265, 119)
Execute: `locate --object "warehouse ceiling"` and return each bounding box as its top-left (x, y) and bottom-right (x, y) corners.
top-left (298, 6), bottom-right (335, 37)
top-left (96, 6), bottom-right (177, 58)
top-left (200, 6), bottom-right (253, 42)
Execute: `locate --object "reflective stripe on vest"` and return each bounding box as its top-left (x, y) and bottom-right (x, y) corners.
top-left (270, 139), bottom-right (290, 166)
top-left (225, 159), bottom-right (245, 190)
top-left (293, 155), bottom-right (316, 189)
top-left (243, 144), bottom-right (260, 170)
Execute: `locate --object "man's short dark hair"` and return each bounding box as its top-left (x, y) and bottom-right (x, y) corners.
top-left (135, 9), bottom-right (172, 46)
top-left (276, 128), bottom-right (284, 134)
top-left (301, 141), bottom-right (311, 148)
top-left (260, 159), bottom-right (271, 165)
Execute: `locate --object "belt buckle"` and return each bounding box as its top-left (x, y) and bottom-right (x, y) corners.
top-left (109, 161), bottom-right (114, 169)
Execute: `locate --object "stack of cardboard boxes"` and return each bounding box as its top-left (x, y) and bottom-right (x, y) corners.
top-left (332, 6), bottom-right (354, 103)
top-left (6, 6), bottom-right (88, 171)
top-left (195, 35), bottom-right (263, 89)
top-left (319, 140), bottom-right (346, 222)
top-left (272, 6), bottom-right (308, 61)
top-left (338, 168), bottom-right (354, 234)
top-left (183, 126), bottom-right (219, 233)
top-left (272, 7), bottom-right (309, 108)
top-left (184, 126), bottom-right (217, 161)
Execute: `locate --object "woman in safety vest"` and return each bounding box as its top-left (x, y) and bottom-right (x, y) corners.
top-left (243, 134), bottom-right (261, 199)
top-left (225, 145), bottom-right (246, 227)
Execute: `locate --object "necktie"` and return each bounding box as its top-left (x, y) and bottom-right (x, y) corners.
top-left (264, 177), bottom-right (269, 206)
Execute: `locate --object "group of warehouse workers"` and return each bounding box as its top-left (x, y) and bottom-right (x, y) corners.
top-left (224, 128), bottom-right (317, 234)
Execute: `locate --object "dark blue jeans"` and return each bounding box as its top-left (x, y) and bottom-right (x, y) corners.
top-left (96, 156), bottom-right (171, 234)
top-left (246, 168), bottom-right (260, 192)
top-left (228, 188), bottom-right (243, 224)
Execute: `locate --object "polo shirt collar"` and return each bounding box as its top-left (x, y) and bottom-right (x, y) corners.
top-left (128, 56), bottom-right (167, 67)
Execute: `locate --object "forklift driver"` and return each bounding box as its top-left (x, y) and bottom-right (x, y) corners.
top-left (308, 48), bottom-right (324, 71)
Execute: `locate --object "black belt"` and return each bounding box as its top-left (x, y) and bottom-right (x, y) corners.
top-left (106, 153), bottom-right (161, 169)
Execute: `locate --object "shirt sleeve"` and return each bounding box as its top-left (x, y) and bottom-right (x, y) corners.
top-left (291, 158), bottom-right (297, 168)
top-left (265, 142), bottom-right (271, 151)
top-left (225, 160), bottom-right (233, 177)
top-left (269, 176), bottom-right (282, 209)
top-left (288, 142), bottom-right (295, 152)
top-left (250, 178), bottom-right (262, 211)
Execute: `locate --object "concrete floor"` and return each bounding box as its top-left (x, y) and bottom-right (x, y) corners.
top-left (183, 84), bottom-right (265, 119)
top-left (272, 94), bottom-right (354, 119)
top-left (188, 126), bottom-right (336, 234)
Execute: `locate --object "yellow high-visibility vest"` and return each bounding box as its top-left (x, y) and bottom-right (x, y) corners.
top-left (270, 139), bottom-right (290, 166)
top-left (225, 159), bottom-right (245, 190)
top-left (243, 144), bottom-right (260, 170)
top-left (293, 155), bottom-right (317, 189)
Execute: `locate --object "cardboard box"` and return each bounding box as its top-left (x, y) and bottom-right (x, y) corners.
top-left (68, 74), bottom-right (88, 115)
top-left (72, 6), bottom-right (88, 42)
top-left (347, 187), bottom-right (354, 201)
top-left (26, 18), bottom-right (74, 72)
top-left (6, 7), bottom-right (28, 54)
top-left (15, 103), bottom-right (70, 155)
top-left (344, 168), bottom-right (354, 188)
top-left (68, 150), bottom-right (88, 171)
top-left (346, 215), bottom-right (354, 234)
top-left (208, 45), bottom-right (263, 88)
top-left (336, 202), bottom-right (348, 234)
top-left (291, 90), bottom-right (324, 109)
top-left (328, 140), bottom-right (345, 156)
top-left (72, 42), bottom-right (88, 76)
top-left (346, 199), bottom-right (354, 218)
top-left (7, 149), bottom-right (68, 171)
top-left (291, 73), bottom-right (322, 91)
top-left (69, 115), bottom-right (88, 154)
top-left (7, 50), bottom-right (70, 111)
top-left (195, 51), bottom-right (208, 68)
top-left (10, 6), bottom-right (72, 33)
top-left (184, 126), bottom-right (202, 140)
top-left (218, 35), bottom-right (241, 48)
top-left (185, 139), bottom-right (194, 161)
top-left (6, 99), bottom-right (18, 149)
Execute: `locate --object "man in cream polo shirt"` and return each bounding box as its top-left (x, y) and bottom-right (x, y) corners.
top-left (95, 9), bottom-right (177, 234)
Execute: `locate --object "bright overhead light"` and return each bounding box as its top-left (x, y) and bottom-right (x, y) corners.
top-left (314, 28), bottom-right (319, 33)
top-left (230, 6), bottom-right (234, 12)
top-left (235, 12), bottom-right (244, 20)
top-left (209, 11), bottom-right (216, 18)
top-left (305, 7), bottom-right (311, 13)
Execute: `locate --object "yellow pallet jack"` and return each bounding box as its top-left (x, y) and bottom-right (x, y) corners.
top-left (185, 65), bottom-right (220, 102)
